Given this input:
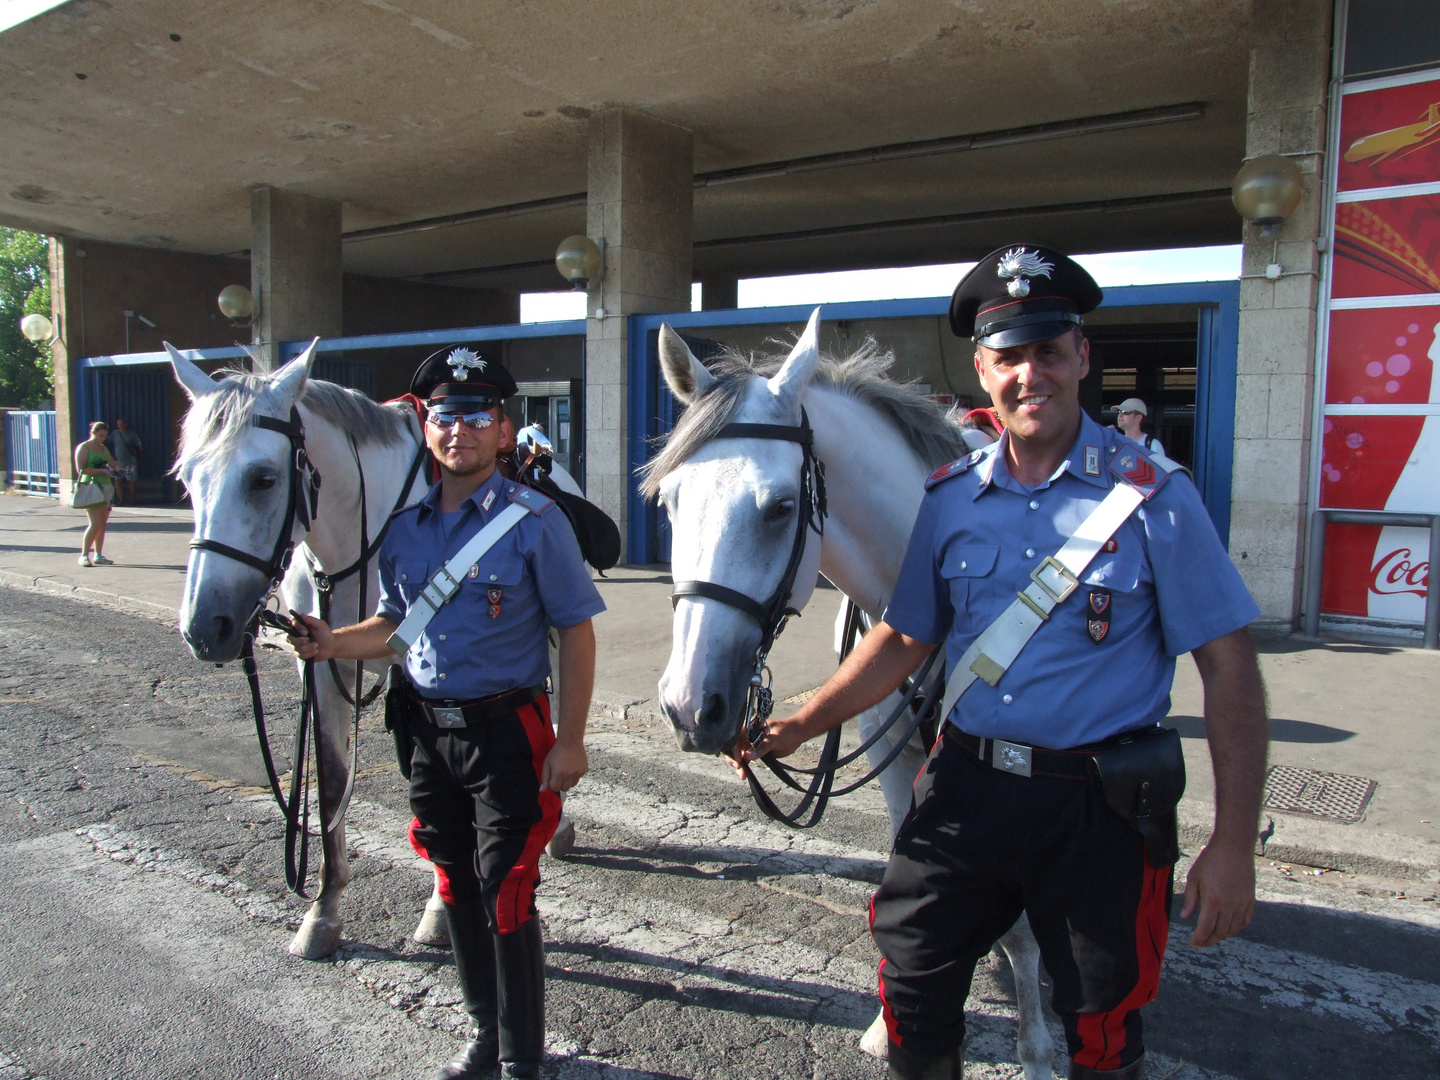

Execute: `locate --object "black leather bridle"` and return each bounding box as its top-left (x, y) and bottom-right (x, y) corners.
top-left (190, 402), bottom-right (425, 896)
top-left (668, 406), bottom-right (946, 829)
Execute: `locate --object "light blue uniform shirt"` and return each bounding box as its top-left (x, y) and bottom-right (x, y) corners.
top-left (376, 469), bottom-right (605, 699)
top-left (883, 412), bottom-right (1259, 749)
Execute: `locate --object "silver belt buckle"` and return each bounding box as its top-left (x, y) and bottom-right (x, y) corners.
top-left (431, 705), bottom-right (467, 729)
top-left (992, 739), bottom-right (1033, 778)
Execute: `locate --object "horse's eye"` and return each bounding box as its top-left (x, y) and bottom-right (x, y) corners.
top-left (250, 473), bottom-right (278, 492)
top-left (764, 499), bottom-right (795, 523)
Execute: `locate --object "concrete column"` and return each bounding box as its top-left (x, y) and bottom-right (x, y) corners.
top-left (48, 235), bottom-right (82, 491)
top-left (250, 187), bottom-right (342, 371)
top-left (699, 274), bottom-right (738, 311)
top-left (585, 109), bottom-right (694, 555)
top-left (1229, 0), bottom-right (1332, 628)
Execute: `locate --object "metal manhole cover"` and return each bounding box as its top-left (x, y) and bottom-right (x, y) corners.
top-left (1263, 765), bottom-right (1376, 823)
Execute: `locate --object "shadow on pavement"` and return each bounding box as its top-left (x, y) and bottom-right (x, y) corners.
top-left (1170, 714), bottom-right (1355, 743)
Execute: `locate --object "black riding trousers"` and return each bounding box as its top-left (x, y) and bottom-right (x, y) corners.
top-left (870, 725), bottom-right (1172, 1071)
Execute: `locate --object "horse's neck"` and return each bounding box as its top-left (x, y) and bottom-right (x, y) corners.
top-left (300, 405), bottom-right (425, 573)
top-left (804, 389), bottom-right (933, 621)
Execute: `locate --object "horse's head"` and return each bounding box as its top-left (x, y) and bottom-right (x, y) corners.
top-left (169, 341), bottom-right (318, 662)
top-left (650, 310), bottom-right (826, 755)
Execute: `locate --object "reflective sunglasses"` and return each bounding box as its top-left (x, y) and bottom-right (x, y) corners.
top-left (426, 405), bottom-right (498, 430)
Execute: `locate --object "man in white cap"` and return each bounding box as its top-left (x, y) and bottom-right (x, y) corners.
top-left (1114, 398), bottom-right (1164, 456)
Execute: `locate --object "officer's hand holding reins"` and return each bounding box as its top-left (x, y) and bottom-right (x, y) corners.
top-left (286, 612), bottom-right (333, 663)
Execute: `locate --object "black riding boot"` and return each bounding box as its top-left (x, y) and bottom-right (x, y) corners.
top-left (887, 1040), bottom-right (964, 1080)
top-left (432, 903), bottom-right (500, 1080)
top-left (494, 917), bottom-right (546, 1078)
top-left (1069, 1056), bottom-right (1145, 1079)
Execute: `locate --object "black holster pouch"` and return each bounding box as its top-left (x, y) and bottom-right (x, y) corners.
top-left (383, 666), bottom-right (415, 780)
top-left (1088, 726), bottom-right (1186, 868)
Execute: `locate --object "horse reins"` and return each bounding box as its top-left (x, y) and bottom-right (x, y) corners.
top-left (194, 403), bottom-right (425, 896)
top-left (670, 408), bottom-right (945, 829)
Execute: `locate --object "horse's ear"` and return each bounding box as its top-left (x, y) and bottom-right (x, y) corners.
top-left (765, 307), bottom-right (822, 408)
top-left (165, 342), bottom-right (221, 400)
top-left (270, 337), bottom-right (320, 405)
top-left (658, 323), bottom-right (716, 405)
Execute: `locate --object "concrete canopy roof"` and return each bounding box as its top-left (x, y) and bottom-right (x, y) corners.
top-left (0, 0), bottom-right (1252, 292)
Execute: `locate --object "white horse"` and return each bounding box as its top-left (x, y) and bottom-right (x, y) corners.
top-left (644, 310), bottom-right (1055, 1078)
top-left (167, 342), bottom-right (577, 958)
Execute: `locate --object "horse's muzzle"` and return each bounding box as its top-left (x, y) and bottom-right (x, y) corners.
top-left (663, 691), bottom-right (741, 755)
top-left (180, 610), bottom-right (246, 663)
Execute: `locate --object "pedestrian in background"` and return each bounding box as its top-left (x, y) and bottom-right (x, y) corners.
top-left (73, 421), bottom-right (116, 566)
top-left (108, 417), bottom-right (143, 506)
top-left (1114, 397), bottom-right (1164, 455)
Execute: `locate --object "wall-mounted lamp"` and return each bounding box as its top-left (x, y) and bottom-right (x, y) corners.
top-left (19, 313), bottom-right (57, 347)
top-left (1231, 155), bottom-right (1305, 237)
top-left (218, 283), bottom-right (258, 327)
top-left (554, 235), bottom-right (604, 292)
top-left (1232, 154), bottom-right (1307, 280)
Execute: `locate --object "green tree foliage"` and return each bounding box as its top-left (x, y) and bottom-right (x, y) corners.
top-left (0, 228), bottom-right (53, 408)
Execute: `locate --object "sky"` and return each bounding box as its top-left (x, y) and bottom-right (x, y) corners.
top-left (0, 0), bottom-right (68, 35)
top-left (518, 244), bottom-right (1242, 323)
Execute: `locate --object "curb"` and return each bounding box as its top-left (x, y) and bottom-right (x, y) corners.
top-left (1179, 800), bottom-right (1440, 884)
top-left (0, 568), bottom-right (175, 624)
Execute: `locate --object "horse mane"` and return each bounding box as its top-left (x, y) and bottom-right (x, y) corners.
top-left (638, 338), bottom-right (968, 499)
top-left (175, 367), bottom-right (412, 469)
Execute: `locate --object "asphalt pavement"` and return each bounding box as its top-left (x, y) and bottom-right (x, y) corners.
top-left (3, 490), bottom-right (1437, 884)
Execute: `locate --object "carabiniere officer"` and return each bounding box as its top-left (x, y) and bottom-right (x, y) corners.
top-left (290, 346), bottom-right (604, 1080)
top-left (746, 246), bottom-right (1269, 1080)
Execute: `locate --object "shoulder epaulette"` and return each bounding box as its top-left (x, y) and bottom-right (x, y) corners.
top-left (1106, 440), bottom-right (1173, 500)
top-left (925, 449), bottom-right (984, 490)
top-left (508, 483), bottom-right (554, 516)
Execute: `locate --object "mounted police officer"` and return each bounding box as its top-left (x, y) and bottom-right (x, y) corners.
top-left (747, 246), bottom-right (1268, 1079)
top-left (289, 346), bottom-right (604, 1079)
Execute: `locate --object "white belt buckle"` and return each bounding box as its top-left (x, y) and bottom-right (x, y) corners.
top-left (992, 739), bottom-right (1033, 778)
top-left (431, 706), bottom-right (467, 729)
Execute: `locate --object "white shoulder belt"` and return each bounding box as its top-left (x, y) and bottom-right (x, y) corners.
top-left (387, 501), bottom-right (530, 657)
top-left (934, 469), bottom-right (1166, 726)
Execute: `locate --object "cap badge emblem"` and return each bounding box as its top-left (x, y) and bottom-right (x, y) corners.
top-left (446, 346), bottom-right (487, 381)
top-left (997, 247), bottom-right (1054, 299)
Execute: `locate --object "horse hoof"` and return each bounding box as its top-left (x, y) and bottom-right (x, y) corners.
top-left (289, 915), bottom-right (343, 960)
top-left (414, 902), bottom-right (451, 946)
top-left (546, 817), bottom-right (576, 859)
top-left (860, 1011), bottom-right (889, 1059)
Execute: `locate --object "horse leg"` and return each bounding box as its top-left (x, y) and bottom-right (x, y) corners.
top-left (996, 914), bottom-right (1056, 1080)
top-left (413, 868), bottom-right (451, 946)
top-left (857, 693), bottom-right (931, 1059)
top-left (288, 683), bottom-right (353, 959)
top-left (543, 627), bottom-right (576, 859)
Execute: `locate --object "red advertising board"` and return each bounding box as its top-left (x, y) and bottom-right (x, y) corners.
top-left (1322, 71), bottom-right (1440, 624)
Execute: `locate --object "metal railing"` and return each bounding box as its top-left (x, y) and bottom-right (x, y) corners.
top-left (3, 410), bottom-right (60, 496)
top-left (1305, 509), bottom-right (1439, 649)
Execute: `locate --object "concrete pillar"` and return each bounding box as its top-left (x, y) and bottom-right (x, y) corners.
top-left (250, 187), bottom-right (342, 371)
top-left (1228, 0), bottom-right (1332, 628)
top-left (48, 235), bottom-right (82, 491)
top-left (699, 274), bottom-right (738, 311)
top-left (585, 109), bottom-right (694, 555)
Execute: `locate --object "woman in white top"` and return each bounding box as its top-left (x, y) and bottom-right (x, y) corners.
top-left (1114, 397), bottom-right (1164, 456)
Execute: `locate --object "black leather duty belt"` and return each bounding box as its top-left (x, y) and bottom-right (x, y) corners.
top-left (407, 683), bottom-right (547, 729)
top-left (949, 726), bottom-right (1093, 781)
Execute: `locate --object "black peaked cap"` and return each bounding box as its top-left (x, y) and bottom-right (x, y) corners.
top-left (949, 245), bottom-right (1103, 348)
top-left (410, 345), bottom-right (517, 403)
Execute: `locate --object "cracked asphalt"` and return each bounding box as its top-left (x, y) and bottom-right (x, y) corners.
top-left (1, 587), bottom-right (1438, 1080)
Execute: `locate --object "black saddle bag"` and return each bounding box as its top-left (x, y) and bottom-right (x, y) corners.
top-left (383, 666), bottom-right (415, 781)
top-left (1088, 726), bottom-right (1186, 868)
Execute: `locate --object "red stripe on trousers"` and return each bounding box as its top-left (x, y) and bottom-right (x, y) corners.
top-left (495, 698), bottom-right (561, 935)
top-left (869, 893), bottom-right (903, 1047)
top-left (408, 817), bottom-right (456, 905)
top-left (1073, 857), bottom-right (1170, 1070)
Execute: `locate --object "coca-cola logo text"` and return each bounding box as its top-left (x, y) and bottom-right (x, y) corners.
top-left (1370, 547), bottom-right (1430, 597)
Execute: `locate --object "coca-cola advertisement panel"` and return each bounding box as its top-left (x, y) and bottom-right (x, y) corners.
top-left (1332, 196), bottom-right (1440, 298)
top-left (1322, 522), bottom-right (1430, 623)
top-left (1324, 306), bottom-right (1438, 404)
top-left (1337, 75), bottom-right (1440, 192)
